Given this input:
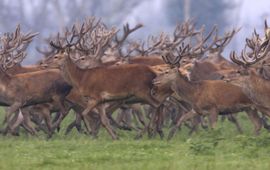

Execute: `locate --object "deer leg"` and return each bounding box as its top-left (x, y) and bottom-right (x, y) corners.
top-left (188, 115), bottom-right (201, 135)
top-left (116, 109), bottom-right (124, 125)
top-left (121, 108), bottom-right (137, 131)
top-left (65, 110), bottom-right (83, 135)
top-left (135, 106), bottom-right (157, 140)
top-left (133, 109), bottom-right (146, 129)
top-left (51, 96), bottom-right (69, 131)
top-left (131, 109), bottom-right (140, 128)
top-left (105, 103), bottom-right (133, 131)
top-left (97, 104), bottom-right (119, 140)
top-left (87, 112), bottom-right (101, 138)
top-left (52, 111), bottom-right (61, 132)
top-left (5, 102), bottom-right (22, 125)
top-left (21, 111), bottom-right (37, 136)
top-left (257, 108), bottom-right (270, 131)
top-left (40, 109), bottom-right (53, 138)
top-left (261, 113), bottom-right (270, 131)
top-left (3, 102), bottom-right (22, 135)
top-left (81, 100), bottom-right (98, 135)
top-left (154, 104), bottom-right (165, 139)
top-left (104, 102), bottom-right (132, 131)
top-left (9, 109), bottom-right (24, 136)
top-left (65, 120), bottom-right (77, 135)
top-left (168, 109), bottom-right (198, 141)
top-left (200, 116), bottom-right (209, 129)
top-left (136, 110), bottom-right (146, 128)
top-left (208, 109), bottom-right (218, 129)
top-left (246, 109), bottom-right (262, 135)
top-left (131, 104), bottom-right (145, 126)
top-left (31, 114), bottom-right (48, 133)
top-left (1, 111), bottom-right (19, 135)
top-left (227, 114), bottom-right (243, 134)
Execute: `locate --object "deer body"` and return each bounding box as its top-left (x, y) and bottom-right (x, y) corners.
top-left (153, 68), bottom-right (261, 140)
top-left (0, 69), bottom-right (71, 135)
top-left (238, 72), bottom-right (270, 110)
top-left (188, 59), bottom-right (264, 134)
top-left (57, 55), bottom-right (161, 139)
top-left (61, 57), bottom-right (157, 104)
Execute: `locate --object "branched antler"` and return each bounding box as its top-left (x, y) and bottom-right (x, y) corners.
top-left (50, 17), bottom-right (118, 66)
top-left (230, 20), bottom-right (270, 67)
top-left (0, 25), bottom-right (38, 70)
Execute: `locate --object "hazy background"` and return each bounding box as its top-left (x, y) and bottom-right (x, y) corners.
top-left (0, 0), bottom-right (269, 64)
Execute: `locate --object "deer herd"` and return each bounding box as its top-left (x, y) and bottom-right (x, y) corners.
top-left (1, 17), bottom-right (270, 140)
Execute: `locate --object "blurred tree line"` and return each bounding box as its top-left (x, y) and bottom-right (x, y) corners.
top-left (0, 0), bottom-right (235, 64)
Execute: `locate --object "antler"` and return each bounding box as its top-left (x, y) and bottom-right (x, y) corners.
top-left (230, 40), bottom-right (270, 67)
top-left (162, 42), bottom-right (191, 67)
top-left (0, 25), bottom-right (38, 70)
top-left (172, 19), bottom-right (200, 48)
top-left (131, 32), bottom-right (171, 56)
top-left (108, 23), bottom-right (143, 59)
top-left (177, 25), bottom-right (218, 58)
top-left (230, 20), bottom-right (270, 67)
top-left (132, 20), bottom-right (200, 56)
top-left (113, 23), bottom-right (143, 49)
top-left (207, 27), bottom-right (240, 53)
top-left (50, 17), bottom-right (100, 51)
top-left (87, 26), bottom-right (118, 61)
top-left (264, 19), bottom-right (270, 39)
top-left (36, 36), bottom-right (59, 58)
top-left (51, 17), bottom-right (118, 65)
top-left (173, 25), bottom-right (217, 58)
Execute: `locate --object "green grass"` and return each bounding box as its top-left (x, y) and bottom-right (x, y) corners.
top-left (0, 111), bottom-right (270, 170)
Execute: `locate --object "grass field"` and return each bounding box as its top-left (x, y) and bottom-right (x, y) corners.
top-left (0, 111), bottom-right (270, 170)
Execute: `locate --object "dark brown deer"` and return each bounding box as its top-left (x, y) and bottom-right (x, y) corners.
top-left (0, 25), bottom-right (72, 137)
top-left (183, 28), bottom-right (266, 134)
top-left (152, 42), bottom-right (263, 140)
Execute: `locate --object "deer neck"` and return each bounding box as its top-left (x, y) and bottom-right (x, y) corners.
top-left (172, 74), bottom-right (200, 103)
top-left (0, 68), bottom-right (12, 105)
top-left (242, 73), bottom-right (270, 108)
top-left (0, 68), bottom-right (11, 83)
top-left (61, 57), bottom-right (84, 89)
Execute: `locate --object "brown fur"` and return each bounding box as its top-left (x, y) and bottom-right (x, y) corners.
top-left (0, 68), bottom-right (71, 135)
top-left (153, 68), bottom-right (261, 140)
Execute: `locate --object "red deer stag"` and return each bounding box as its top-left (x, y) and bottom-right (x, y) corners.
top-left (152, 42), bottom-right (263, 141)
top-left (0, 25), bottom-right (71, 137)
top-left (229, 20), bottom-right (270, 113)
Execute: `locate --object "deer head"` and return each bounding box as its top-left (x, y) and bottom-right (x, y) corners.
top-left (50, 17), bottom-right (118, 69)
top-left (230, 20), bottom-right (270, 79)
top-left (153, 25), bottom-right (221, 86)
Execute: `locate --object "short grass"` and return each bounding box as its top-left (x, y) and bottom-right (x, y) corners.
top-left (0, 110), bottom-right (270, 170)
